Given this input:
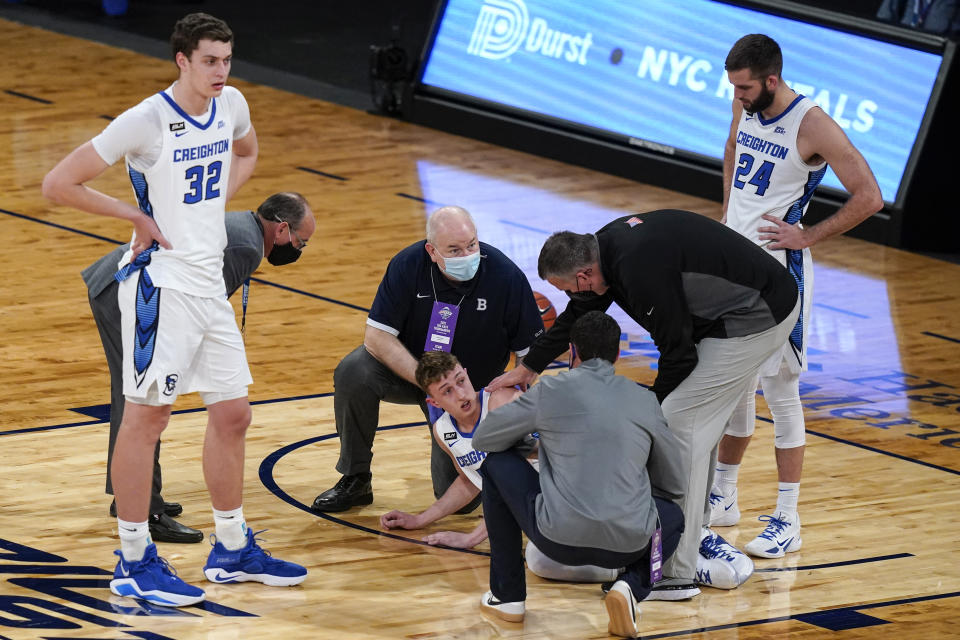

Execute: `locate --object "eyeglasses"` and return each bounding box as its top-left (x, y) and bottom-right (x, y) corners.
top-left (286, 222), bottom-right (308, 250)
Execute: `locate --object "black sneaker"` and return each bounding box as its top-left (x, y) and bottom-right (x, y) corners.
top-left (601, 577), bottom-right (700, 601)
top-left (311, 473), bottom-right (373, 512)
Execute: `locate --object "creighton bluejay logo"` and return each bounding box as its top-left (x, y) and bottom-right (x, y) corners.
top-left (163, 374), bottom-right (179, 396)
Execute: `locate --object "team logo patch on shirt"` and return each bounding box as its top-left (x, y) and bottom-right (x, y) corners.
top-left (169, 121), bottom-right (185, 132)
top-left (443, 431), bottom-right (457, 441)
top-left (775, 126), bottom-right (787, 135)
top-left (625, 216), bottom-right (644, 227)
top-left (217, 120), bottom-right (225, 129)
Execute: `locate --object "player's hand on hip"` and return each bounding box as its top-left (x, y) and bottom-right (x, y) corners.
top-left (380, 510), bottom-right (421, 530)
top-left (487, 366), bottom-right (537, 392)
top-left (131, 214), bottom-right (172, 257)
top-left (759, 213), bottom-right (809, 251)
top-left (423, 530), bottom-right (476, 549)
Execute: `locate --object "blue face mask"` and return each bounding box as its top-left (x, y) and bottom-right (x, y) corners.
top-left (440, 251), bottom-right (481, 281)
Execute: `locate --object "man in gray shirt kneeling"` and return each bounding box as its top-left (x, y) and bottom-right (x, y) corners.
top-left (472, 311), bottom-right (686, 638)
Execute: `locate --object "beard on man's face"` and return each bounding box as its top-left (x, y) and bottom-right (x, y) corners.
top-left (745, 82), bottom-right (775, 115)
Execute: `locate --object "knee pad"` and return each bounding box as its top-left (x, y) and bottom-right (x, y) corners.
top-left (761, 370), bottom-right (806, 448)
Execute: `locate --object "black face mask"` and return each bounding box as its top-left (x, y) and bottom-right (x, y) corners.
top-left (267, 241), bottom-right (302, 266)
top-left (566, 290), bottom-right (600, 302)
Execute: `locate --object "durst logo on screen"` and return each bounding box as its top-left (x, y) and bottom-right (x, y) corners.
top-left (467, 0), bottom-right (592, 64)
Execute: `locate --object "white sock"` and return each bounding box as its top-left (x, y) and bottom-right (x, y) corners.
top-left (117, 519), bottom-right (151, 562)
top-left (775, 482), bottom-right (800, 518)
top-left (716, 462), bottom-right (740, 497)
top-left (213, 506), bottom-right (247, 550)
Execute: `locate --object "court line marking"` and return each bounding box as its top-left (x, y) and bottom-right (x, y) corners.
top-left (260, 425), bottom-right (951, 636)
top-left (260, 422), bottom-right (494, 558)
top-left (0, 392), bottom-right (335, 437)
top-left (813, 302), bottom-right (870, 319)
top-left (641, 590), bottom-right (960, 638)
top-left (753, 416), bottom-right (960, 477)
top-left (248, 276), bottom-right (368, 312)
top-left (6, 395), bottom-right (957, 479)
top-left (0, 207), bottom-right (124, 245)
top-left (498, 219), bottom-right (552, 234)
top-left (395, 192), bottom-right (446, 206)
top-left (258, 423), bottom-right (928, 567)
top-left (4, 89), bottom-right (52, 104)
top-left (3, 206), bottom-right (956, 472)
top-left (0, 206), bottom-right (370, 314)
top-left (296, 166), bottom-right (349, 181)
top-left (0, 206), bottom-right (924, 329)
top-left (258, 421), bottom-right (960, 640)
top-left (922, 331), bottom-right (960, 344)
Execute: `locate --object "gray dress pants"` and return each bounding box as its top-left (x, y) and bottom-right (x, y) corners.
top-left (660, 300), bottom-right (800, 581)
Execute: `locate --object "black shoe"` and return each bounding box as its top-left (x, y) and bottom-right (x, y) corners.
top-left (109, 499), bottom-right (183, 519)
top-left (601, 577), bottom-right (699, 601)
top-left (148, 512), bottom-right (204, 544)
top-left (311, 473), bottom-right (373, 512)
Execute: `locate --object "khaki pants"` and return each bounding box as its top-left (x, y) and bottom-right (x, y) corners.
top-left (660, 300), bottom-right (800, 581)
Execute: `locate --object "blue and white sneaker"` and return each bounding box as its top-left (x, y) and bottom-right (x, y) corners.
top-left (203, 529), bottom-right (307, 586)
top-left (709, 487), bottom-right (740, 527)
top-left (695, 528), bottom-right (754, 589)
top-left (109, 543), bottom-right (206, 607)
top-left (745, 512), bottom-right (802, 558)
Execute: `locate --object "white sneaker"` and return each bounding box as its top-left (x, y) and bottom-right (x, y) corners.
top-left (745, 512), bottom-right (802, 558)
top-left (479, 591), bottom-right (525, 622)
top-left (605, 580), bottom-right (639, 638)
top-left (696, 528), bottom-right (754, 589)
top-left (709, 487), bottom-right (740, 526)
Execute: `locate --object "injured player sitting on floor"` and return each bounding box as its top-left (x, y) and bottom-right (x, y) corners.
top-left (379, 350), bottom-right (618, 583)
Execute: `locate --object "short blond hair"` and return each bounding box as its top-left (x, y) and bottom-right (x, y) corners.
top-left (416, 351), bottom-right (461, 392)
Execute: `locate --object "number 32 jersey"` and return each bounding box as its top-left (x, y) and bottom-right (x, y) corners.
top-left (92, 84), bottom-right (252, 297)
top-left (726, 95), bottom-right (826, 267)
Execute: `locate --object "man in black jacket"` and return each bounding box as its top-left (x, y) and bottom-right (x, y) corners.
top-left (490, 209), bottom-right (799, 599)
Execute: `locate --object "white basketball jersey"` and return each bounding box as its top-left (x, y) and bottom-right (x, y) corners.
top-left (727, 94), bottom-right (823, 372)
top-left (726, 95), bottom-right (826, 266)
top-left (433, 390), bottom-right (493, 490)
top-left (118, 88), bottom-right (241, 297)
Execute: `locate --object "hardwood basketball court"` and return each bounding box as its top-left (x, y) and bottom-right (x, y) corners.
top-left (0, 18), bottom-right (958, 639)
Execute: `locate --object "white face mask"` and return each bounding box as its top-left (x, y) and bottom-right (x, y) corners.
top-left (440, 251), bottom-right (481, 281)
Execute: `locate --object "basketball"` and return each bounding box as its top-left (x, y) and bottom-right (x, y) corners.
top-left (534, 291), bottom-right (557, 329)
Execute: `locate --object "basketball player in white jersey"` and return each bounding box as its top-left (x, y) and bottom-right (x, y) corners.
top-left (42, 13), bottom-right (306, 606)
top-left (381, 351), bottom-right (618, 583)
top-left (713, 34), bottom-right (882, 557)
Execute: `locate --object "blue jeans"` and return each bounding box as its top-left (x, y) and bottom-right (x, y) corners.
top-left (481, 450), bottom-right (684, 603)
